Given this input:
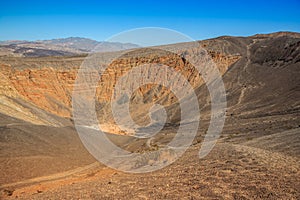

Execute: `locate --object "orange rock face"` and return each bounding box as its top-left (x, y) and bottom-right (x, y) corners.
top-left (0, 49), bottom-right (239, 122)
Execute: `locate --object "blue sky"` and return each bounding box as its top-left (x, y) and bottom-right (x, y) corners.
top-left (0, 0), bottom-right (299, 41)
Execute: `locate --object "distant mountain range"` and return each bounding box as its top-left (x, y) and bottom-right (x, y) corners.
top-left (0, 37), bottom-right (140, 57)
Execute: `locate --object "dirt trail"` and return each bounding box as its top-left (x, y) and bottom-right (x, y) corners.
top-left (0, 162), bottom-right (101, 190)
top-left (237, 39), bottom-right (259, 105)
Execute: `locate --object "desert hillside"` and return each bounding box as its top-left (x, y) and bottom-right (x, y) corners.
top-left (0, 32), bottom-right (299, 199)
